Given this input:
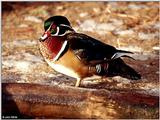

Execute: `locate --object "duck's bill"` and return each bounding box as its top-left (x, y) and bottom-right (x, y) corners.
top-left (39, 31), bottom-right (51, 42)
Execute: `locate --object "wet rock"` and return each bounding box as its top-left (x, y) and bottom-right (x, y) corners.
top-left (3, 83), bottom-right (159, 119)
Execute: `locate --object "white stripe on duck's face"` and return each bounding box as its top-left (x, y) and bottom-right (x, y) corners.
top-left (45, 59), bottom-right (80, 79)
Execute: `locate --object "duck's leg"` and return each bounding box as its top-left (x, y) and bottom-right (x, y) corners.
top-left (75, 78), bottom-right (82, 87)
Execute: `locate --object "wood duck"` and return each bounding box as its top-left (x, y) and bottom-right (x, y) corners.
top-left (39, 16), bottom-right (141, 87)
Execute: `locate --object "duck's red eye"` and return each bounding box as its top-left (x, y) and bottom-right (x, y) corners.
top-left (51, 24), bottom-right (56, 29)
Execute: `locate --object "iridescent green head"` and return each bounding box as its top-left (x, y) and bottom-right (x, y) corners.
top-left (40, 16), bottom-right (74, 41)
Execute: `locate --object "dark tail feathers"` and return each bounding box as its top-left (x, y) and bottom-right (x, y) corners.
top-left (107, 58), bottom-right (141, 80)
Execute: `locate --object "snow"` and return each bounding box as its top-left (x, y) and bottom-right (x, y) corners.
top-left (15, 61), bottom-right (31, 73)
top-left (119, 46), bottom-right (143, 53)
top-left (128, 4), bottom-right (147, 10)
top-left (152, 46), bottom-right (160, 51)
top-left (154, 22), bottom-right (160, 29)
top-left (24, 16), bottom-right (42, 23)
top-left (5, 40), bottom-right (37, 48)
top-left (115, 29), bottom-right (134, 36)
top-left (139, 83), bottom-right (159, 96)
top-left (79, 12), bottom-right (88, 18)
top-left (2, 52), bottom-right (43, 73)
top-left (79, 19), bottom-right (117, 35)
top-left (138, 32), bottom-right (157, 40)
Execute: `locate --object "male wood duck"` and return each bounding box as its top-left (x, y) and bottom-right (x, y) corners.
top-left (39, 15), bottom-right (141, 87)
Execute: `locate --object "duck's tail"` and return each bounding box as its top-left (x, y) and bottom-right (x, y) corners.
top-left (107, 58), bottom-right (141, 80)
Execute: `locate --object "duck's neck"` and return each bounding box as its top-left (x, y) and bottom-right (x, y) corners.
top-left (43, 36), bottom-right (66, 60)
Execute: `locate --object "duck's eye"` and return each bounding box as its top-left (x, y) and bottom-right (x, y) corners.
top-left (50, 29), bottom-right (56, 34)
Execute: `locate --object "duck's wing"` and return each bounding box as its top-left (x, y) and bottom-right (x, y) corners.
top-left (66, 32), bottom-right (134, 65)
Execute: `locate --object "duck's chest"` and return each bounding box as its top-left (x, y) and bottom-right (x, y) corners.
top-left (39, 36), bottom-right (66, 60)
top-left (45, 49), bottom-right (89, 79)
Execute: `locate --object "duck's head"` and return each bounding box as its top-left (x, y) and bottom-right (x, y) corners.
top-left (39, 16), bottom-right (74, 42)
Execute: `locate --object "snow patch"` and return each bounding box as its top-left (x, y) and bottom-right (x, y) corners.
top-left (110, 19), bottom-right (123, 26)
top-left (154, 22), bottom-right (160, 29)
top-left (80, 19), bottom-right (96, 31)
top-left (128, 4), bottom-right (147, 10)
top-left (4, 40), bottom-right (37, 48)
top-left (24, 16), bottom-right (42, 23)
top-left (79, 19), bottom-right (117, 35)
top-left (152, 46), bottom-right (160, 51)
top-left (131, 53), bottom-right (158, 61)
top-left (2, 52), bottom-right (44, 73)
top-left (112, 76), bottom-right (131, 84)
top-left (79, 12), bottom-right (88, 17)
top-left (18, 24), bottom-right (29, 28)
top-left (13, 40), bottom-right (37, 46)
top-left (22, 52), bottom-right (43, 63)
top-left (118, 46), bottom-right (143, 53)
top-left (115, 29), bottom-right (134, 36)
top-left (3, 60), bottom-right (32, 73)
top-left (139, 84), bottom-right (159, 96)
top-left (15, 61), bottom-right (31, 72)
top-left (97, 23), bottom-right (116, 31)
top-left (138, 32), bottom-right (157, 40)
